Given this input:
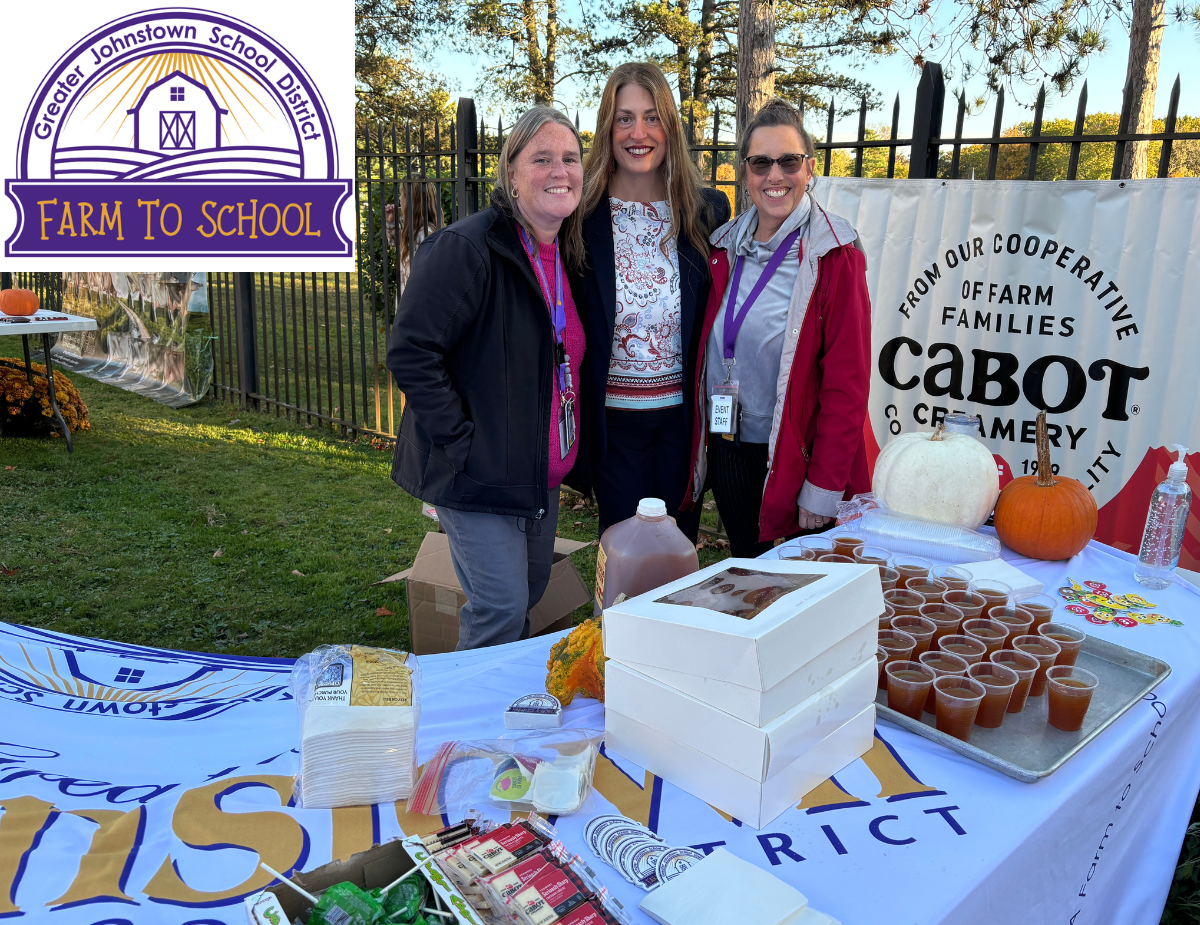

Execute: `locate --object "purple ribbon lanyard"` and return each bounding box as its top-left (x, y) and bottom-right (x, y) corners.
top-left (723, 227), bottom-right (803, 364)
top-left (519, 225), bottom-right (570, 391)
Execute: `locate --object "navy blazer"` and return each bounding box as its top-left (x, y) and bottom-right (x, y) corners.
top-left (569, 186), bottom-right (731, 486)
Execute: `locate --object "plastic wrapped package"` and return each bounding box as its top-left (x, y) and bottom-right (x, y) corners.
top-left (856, 510), bottom-right (1001, 563)
top-left (290, 645), bottom-right (421, 808)
top-left (409, 729), bottom-right (602, 819)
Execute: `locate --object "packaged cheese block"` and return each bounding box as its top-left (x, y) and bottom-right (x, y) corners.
top-left (467, 820), bottom-right (550, 874)
top-left (512, 864), bottom-right (591, 925)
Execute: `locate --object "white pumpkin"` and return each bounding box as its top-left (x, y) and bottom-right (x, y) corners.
top-left (872, 426), bottom-right (1000, 529)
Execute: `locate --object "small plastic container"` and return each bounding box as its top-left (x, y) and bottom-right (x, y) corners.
top-left (595, 498), bottom-right (699, 611)
top-left (878, 566), bottom-right (901, 592)
top-left (967, 662), bottom-right (1019, 727)
top-left (880, 603), bottom-right (896, 626)
top-left (943, 589), bottom-right (987, 621)
top-left (969, 579), bottom-right (1012, 619)
top-left (830, 530), bottom-right (866, 560)
top-left (1012, 634), bottom-right (1062, 697)
top-left (818, 553), bottom-right (855, 563)
top-left (799, 535), bottom-right (835, 558)
top-left (919, 650), bottom-right (969, 712)
top-left (778, 548), bottom-right (811, 561)
top-left (876, 645), bottom-right (889, 688)
top-left (961, 618), bottom-right (1009, 657)
top-left (1039, 623), bottom-right (1085, 666)
top-left (932, 565), bottom-right (971, 591)
top-left (878, 629), bottom-right (917, 669)
top-left (893, 555), bottom-right (932, 589)
top-left (907, 577), bottom-right (949, 604)
top-left (937, 634), bottom-right (987, 665)
top-left (890, 615), bottom-right (936, 657)
top-left (855, 545), bottom-right (892, 570)
top-left (1046, 665), bottom-right (1100, 731)
top-left (884, 588), bottom-right (927, 616)
top-left (990, 649), bottom-right (1040, 713)
top-left (1014, 593), bottom-right (1057, 631)
top-left (990, 606), bottom-right (1034, 647)
top-left (920, 602), bottom-right (965, 645)
top-left (933, 676), bottom-right (986, 741)
top-left (886, 660), bottom-right (936, 719)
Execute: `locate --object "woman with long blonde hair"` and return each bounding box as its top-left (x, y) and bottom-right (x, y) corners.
top-left (573, 62), bottom-right (729, 542)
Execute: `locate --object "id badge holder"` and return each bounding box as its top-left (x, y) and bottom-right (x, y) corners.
top-left (710, 378), bottom-right (739, 436)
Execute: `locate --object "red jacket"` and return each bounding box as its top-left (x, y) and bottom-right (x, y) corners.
top-left (682, 212), bottom-right (873, 542)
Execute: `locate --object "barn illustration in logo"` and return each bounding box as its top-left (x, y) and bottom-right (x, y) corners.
top-left (5, 8), bottom-right (351, 257)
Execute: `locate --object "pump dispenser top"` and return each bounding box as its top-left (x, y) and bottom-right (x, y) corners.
top-left (1170, 445), bottom-right (1189, 481)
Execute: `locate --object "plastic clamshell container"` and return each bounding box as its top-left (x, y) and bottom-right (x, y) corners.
top-left (602, 558), bottom-right (883, 692)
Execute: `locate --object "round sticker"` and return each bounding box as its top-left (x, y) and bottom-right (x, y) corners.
top-left (655, 847), bottom-right (705, 883)
top-left (1114, 616), bottom-right (1139, 627)
top-left (626, 842), bottom-right (668, 890)
top-left (1066, 604), bottom-right (1091, 615)
top-left (1086, 613), bottom-right (1113, 625)
top-left (1084, 581), bottom-right (1107, 591)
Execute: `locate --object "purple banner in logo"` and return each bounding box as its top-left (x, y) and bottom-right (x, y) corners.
top-left (5, 180), bottom-right (352, 256)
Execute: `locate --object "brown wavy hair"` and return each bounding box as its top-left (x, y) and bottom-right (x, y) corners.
top-left (581, 62), bottom-right (713, 256)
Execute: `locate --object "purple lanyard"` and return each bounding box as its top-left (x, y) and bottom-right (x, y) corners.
top-left (518, 225), bottom-right (570, 392)
top-left (723, 227), bottom-right (803, 362)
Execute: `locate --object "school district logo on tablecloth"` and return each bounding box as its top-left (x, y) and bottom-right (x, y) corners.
top-left (2, 4), bottom-right (353, 266)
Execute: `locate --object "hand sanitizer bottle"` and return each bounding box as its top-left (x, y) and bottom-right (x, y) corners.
top-left (1134, 445), bottom-right (1191, 589)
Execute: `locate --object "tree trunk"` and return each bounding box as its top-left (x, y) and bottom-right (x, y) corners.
top-left (523, 0), bottom-right (547, 106)
top-left (736, 0), bottom-right (775, 211)
top-left (1120, 0), bottom-right (1166, 179)
top-left (693, 0), bottom-right (716, 106)
top-left (545, 0), bottom-right (557, 104)
top-left (676, 0), bottom-right (692, 109)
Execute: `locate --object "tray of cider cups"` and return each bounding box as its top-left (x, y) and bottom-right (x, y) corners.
top-left (874, 577), bottom-right (1172, 782)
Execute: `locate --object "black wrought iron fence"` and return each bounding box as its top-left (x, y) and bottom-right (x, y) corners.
top-left (203, 60), bottom-right (1197, 440)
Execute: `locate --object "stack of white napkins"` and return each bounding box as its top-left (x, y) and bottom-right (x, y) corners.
top-left (299, 704), bottom-right (417, 807)
top-left (638, 848), bottom-right (841, 925)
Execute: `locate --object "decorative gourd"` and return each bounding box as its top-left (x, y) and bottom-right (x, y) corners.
top-left (872, 424), bottom-right (1000, 529)
top-left (994, 411), bottom-right (1096, 560)
top-left (545, 618), bottom-right (605, 706)
top-left (0, 289), bottom-right (39, 317)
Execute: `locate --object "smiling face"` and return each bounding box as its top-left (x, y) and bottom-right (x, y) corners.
top-left (611, 83), bottom-right (667, 184)
top-left (745, 124), bottom-right (813, 232)
top-left (509, 121), bottom-right (583, 239)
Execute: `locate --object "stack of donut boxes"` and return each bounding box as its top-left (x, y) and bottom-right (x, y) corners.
top-left (603, 558), bottom-right (882, 828)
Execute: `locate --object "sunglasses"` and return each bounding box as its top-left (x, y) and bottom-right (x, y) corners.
top-left (744, 154), bottom-right (812, 175)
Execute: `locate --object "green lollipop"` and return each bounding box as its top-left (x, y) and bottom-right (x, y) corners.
top-left (258, 863), bottom-right (383, 925)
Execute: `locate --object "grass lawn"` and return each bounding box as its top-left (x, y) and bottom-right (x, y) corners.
top-left (0, 358), bottom-right (726, 657)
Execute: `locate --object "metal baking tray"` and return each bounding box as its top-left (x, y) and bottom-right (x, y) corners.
top-left (874, 634), bottom-right (1171, 782)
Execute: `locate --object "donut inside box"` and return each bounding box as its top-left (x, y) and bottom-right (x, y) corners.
top-left (602, 558), bottom-right (882, 828)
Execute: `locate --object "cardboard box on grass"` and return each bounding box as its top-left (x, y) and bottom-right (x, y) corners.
top-left (606, 658), bottom-right (877, 781)
top-left (380, 532), bottom-right (592, 655)
top-left (602, 557), bottom-right (883, 692)
top-left (245, 838), bottom-right (481, 925)
top-left (606, 704), bottom-right (876, 829)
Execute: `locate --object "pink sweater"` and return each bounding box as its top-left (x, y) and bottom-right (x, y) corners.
top-left (529, 242), bottom-right (586, 487)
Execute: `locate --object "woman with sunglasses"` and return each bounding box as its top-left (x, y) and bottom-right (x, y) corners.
top-left (574, 62), bottom-right (730, 542)
top-left (682, 98), bottom-right (872, 556)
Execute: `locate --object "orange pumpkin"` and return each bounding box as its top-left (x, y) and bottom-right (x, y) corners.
top-left (994, 411), bottom-right (1097, 560)
top-left (0, 288), bottom-right (39, 317)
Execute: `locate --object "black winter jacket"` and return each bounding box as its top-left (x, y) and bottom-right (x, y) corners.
top-left (572, 187), bottom-right (731, 484)
top-left (386, 204), bottom-right (569, 520)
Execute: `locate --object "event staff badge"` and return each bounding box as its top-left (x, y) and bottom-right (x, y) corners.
top-left (711, 362), bottom-right (739, 436)
top-left (0, 0), bottom-right (354, 269)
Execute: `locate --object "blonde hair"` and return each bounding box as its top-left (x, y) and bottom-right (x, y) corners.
top-left (581, 62), bottom-right (714, 257)
top-left (492, 106), bottom-right (585, 271)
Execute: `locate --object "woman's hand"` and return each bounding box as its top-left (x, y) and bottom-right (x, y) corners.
top-left (797, 506), bottom-right (830, 531)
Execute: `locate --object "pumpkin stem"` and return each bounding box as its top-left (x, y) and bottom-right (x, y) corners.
top-left (1035, 410), bottom-right (1056, 487)
top-left (931, 423), bottom-right (946, 442)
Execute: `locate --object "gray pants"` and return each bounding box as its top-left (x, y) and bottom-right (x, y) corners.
top-left (436, 491), bottom-right (559, 650)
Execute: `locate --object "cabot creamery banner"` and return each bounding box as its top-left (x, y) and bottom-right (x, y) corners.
top-left (814, 179), bottom-right (1200, 569)
top-left (49, 272), bottom-right (213, 407)
top-left (0, 1), bottom-right (354, 270)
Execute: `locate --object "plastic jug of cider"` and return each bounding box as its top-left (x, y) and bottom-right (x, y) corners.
top-left (594, 498), bottom-right (699, 612)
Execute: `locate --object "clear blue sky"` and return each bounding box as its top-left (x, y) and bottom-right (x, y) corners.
top-left (431, 17), bottom-right (1200, 141)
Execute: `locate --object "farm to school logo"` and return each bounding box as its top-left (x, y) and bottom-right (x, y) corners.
top-left (5, 9), bottom-right (351, 257)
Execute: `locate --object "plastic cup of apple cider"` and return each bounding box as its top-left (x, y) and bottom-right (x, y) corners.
top-left (799, 535), bottom-right (835, 559)
top-left (933, 676), bottom-right (986, 741)
top-left (886, 660), bottom-right (936, 720)
top-left (937, 634), bottom-right (987, 665)
top-left (967, 661), bottom-right (1019, 728)
top-left (883, 588), bottom-right (927, 617)
top-left (990, 649), bottom-right (1040, 713)
top-left (818, 553), bottom-right (855, 564)
top-left (961, 617), bottom-right (1009, 658)
top-left (969, 579), bottom-right (1013, 619)
top-left (892, 555), bottom-right (932, 589)
top-left (1015, 593), bottom-right (1058, 631)
top-left (906, 577), bottom-right (949, 604)
top-left (878, 629), bottom-right (917, 669)
top-left (878, 566), bottom-right (901, 593)
top-left (919, 650), bottom-right (969, 713)
top-left (1046, 665), bottom-right (1100, 731)
top-left (933, 565), bottom-right (971, 592)
top-left (830, 530), bottom-right (866, 560)
top-left (990, 606), bottom-right (1035, 647)
top-left (1039, 622), bottom-right (1086, 666)
top-left (877, 645), bottom-right (889, 688)
top-left (943, 589), bottom-right (987, 621)
top-left (1012, 634), bottom-right (1062, 697)
top-left (855, 544), bottom-right (891, 570)
top-left (890, 615), bottom-right (937, 657)
top-left (920, 602), bottom-right (965, 647)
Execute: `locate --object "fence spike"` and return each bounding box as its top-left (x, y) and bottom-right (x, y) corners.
top-left (824, 96), bottom-right (835, 176)
top-left (987, 87), bottom-right (1004, 180)
top-left (855, 95), bottom-right (867, 178)
top-left (1158, 73), bottom-right (1181, 178)
top-left (1068, 80), bottom-right (1088, 180)
top-left (1026, 82), bottom-right (1046, 180)
top-left (887, 93), bottom-right (899, 179)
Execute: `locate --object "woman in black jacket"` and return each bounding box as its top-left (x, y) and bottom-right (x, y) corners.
top-left (574, 62), bottom-right (730, 542)
top-left (387, 107), bottom-right (587, 650)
